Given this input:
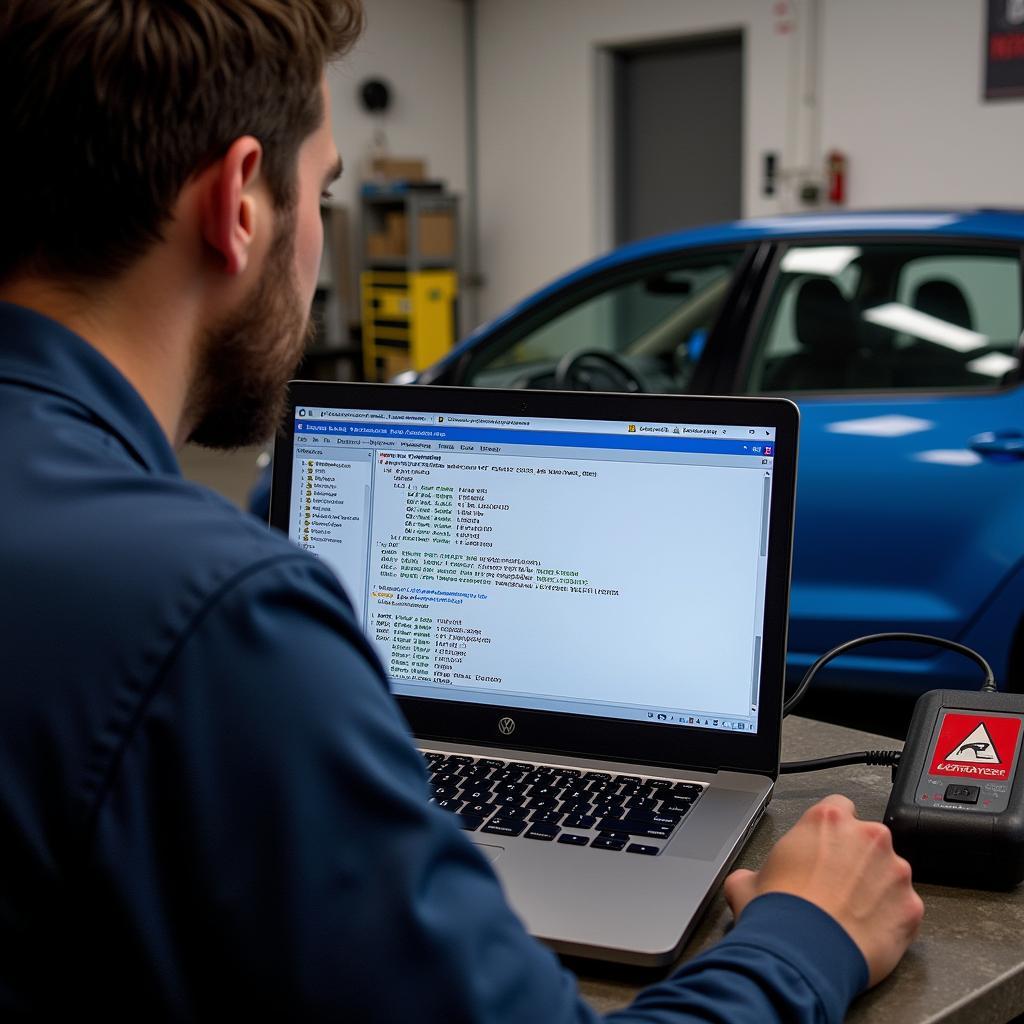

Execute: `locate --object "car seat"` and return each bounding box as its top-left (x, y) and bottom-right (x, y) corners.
top-left (892, 278), bottom-right (977, 387)
top-left (763, 278), bottom-right (886, 391)
top-left (912, 279), bottom-right (973, 330)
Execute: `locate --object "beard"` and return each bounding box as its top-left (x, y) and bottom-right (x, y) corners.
top-left (186, 206), bottom-right (312, 450)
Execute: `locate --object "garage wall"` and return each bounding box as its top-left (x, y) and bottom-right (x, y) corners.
top-left (473, 0), bottom-right (792, 323)
top-left (473, 0), bottom-right (1024, 325)
top-left (326, 0), bottom-right (466, 297)
top-left (820, 0), bottom-right (1024, 210)
top-left (328, 2), bottom-right (1024, 331)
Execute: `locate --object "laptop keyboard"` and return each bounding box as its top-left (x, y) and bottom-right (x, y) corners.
top-left (422, 750), bottom-right (704, 855)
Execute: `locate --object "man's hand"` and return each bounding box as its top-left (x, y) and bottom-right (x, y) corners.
top-left (723, 794), bottom-right (924, 987)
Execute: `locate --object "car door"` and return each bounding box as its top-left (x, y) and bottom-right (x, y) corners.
top-left (741, 239), bottom-right (1024, 693)
top-left (437, 246), bottom-right (758, 395)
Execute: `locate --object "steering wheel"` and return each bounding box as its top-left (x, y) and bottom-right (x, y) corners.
top-left (553, 349), bottom-right (645, 393)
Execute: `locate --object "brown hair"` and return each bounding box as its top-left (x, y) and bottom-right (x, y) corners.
top-left (0, 0), bottom-right (364, 283)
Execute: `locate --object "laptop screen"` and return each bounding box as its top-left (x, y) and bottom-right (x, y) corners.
top-left (287, 401), bottom-right (778, 738)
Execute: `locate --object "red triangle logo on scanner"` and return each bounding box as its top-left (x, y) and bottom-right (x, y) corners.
top-left (944, 723), bottom-right (1000, 764)
top-left (929, 712), bottom-right (1022, 781)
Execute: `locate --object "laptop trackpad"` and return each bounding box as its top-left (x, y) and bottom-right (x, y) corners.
top-left (475, 843), bottom-right (504, 863)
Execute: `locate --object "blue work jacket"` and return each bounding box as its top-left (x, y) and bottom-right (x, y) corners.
top-left (0, 301), bottom-right (866, 1021)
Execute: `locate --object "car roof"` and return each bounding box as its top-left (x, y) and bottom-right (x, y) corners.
top-left (559, 209), bottom-right (1024, 284)
top-left (612, 208), bottom-right (1024, 257)
top-left (440, 208), bottom-right (1024, 369)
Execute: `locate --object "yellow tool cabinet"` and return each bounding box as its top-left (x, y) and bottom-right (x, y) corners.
top-left (360, 190), bottom-right (460, 381)
top-left (361, 269), bottom-right (457, 381)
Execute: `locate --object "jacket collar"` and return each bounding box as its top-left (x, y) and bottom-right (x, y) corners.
top-left (0, 301), bottom-right (180, 476)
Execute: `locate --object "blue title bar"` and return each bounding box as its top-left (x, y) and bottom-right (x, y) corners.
top-left (294, 420), bottom-right (775, 458)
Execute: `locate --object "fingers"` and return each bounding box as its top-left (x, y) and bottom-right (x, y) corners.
top-left (906, 888), bottom-right (926, 942)
top-left (780, 794), bottom-right (858, 848)
top-left (889, 853), bottom-right (924, 940)
top-left (724, 794), bottom-right (923, 987)
top-left (806, 793), bottom-right (857, 820)
top-left (723, 868), bottom-right (758, 918)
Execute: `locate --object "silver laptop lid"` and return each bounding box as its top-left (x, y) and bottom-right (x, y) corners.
top-left (272, 383), bottom-right (798, 778)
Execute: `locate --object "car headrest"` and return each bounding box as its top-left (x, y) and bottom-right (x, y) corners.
top-left (912, 279), bottom-right (973, 329)
top-left (794, 278), bottom-right (860, 353)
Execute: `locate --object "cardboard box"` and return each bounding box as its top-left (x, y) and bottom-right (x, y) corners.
top-left (367, 233), bottom-right (402, 260)
top-left (384, 211), bottom-right (407, 248)
top-left (417, 211), bottom-right (455, 259)
top-left (366, 208), bottom-right (455, 261)
top-left (370, 157), bottom-right (426, 182)
top-left (366, 209), bottom-right (410, 261)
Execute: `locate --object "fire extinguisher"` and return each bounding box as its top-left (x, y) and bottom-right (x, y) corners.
top-left (826, 150), bottom-right (847, 205)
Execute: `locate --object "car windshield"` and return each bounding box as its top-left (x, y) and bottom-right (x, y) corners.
top-left (462, 250), bottom-right (743, 393)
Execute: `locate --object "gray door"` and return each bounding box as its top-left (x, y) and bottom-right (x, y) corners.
top-left (614, 33), bottom-right (743, 245)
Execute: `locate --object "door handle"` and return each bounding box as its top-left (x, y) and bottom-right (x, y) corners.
top-left (969, 431), bottom-right (1024, 457)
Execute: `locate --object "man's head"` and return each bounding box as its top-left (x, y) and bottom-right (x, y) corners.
top-left (186, 76), bottom-right (345, 450)
top-left (0, 0), bottom-right (363, 447)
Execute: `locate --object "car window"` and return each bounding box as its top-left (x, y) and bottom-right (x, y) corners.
top-left (462, 250), bottom-right (744, 393)
top-left (745, 244), bottom-right (1022, 393)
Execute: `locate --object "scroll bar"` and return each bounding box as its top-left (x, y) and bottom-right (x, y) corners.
top-left (759, 475), bottom-right (771, 557)
top-left (360, 482), bottom-right (372, 632)
top-left (750, 636), bottom-right (762, 709)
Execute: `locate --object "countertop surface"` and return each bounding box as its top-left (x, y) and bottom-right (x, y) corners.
top-left (572, 716), bottom-right (1024, 1024)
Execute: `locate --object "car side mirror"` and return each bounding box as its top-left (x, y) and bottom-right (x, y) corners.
top-left (644, 275), bottom-right (693, 296)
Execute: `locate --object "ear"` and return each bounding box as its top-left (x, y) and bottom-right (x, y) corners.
top-left (199, 136), bottom-right (264, 276)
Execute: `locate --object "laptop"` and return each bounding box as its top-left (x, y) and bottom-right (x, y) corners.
top-left (270, 382), bottom-right (799, 967)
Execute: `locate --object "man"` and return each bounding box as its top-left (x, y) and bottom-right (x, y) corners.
top-left (0, 1), bottom-right (922, 1020)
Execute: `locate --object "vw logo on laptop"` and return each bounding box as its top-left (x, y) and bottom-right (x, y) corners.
top-left (498, 716), bottom-right (516, 736)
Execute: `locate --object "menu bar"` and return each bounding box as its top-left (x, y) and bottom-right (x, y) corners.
top-left (296, 406), bottom-right (776, 441)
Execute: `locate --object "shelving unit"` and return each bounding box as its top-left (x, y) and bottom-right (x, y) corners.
top-left (360, 190), bottom-right (459, 381)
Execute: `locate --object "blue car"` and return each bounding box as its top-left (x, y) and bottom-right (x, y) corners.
top-left (405, 211), bottom-right (1024, 712)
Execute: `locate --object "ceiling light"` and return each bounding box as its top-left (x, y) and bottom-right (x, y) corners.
top-left (862, 303), bottom-right (989, 353)
top-left (965, 352), bottom-right (1019, 378)
top-left (780, 246), bottom-right (862, 276)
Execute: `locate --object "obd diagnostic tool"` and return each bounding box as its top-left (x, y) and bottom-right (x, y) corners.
top-left (782, 632), bottom-right (1024, 889)
top-left (884, 690), bottom-right (1024, 889)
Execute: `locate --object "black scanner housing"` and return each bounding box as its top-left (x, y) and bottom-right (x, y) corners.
top-left (885, 689), bottom-right (1024, 889)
